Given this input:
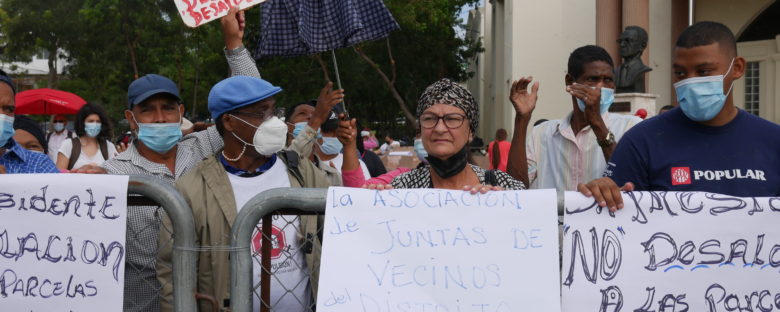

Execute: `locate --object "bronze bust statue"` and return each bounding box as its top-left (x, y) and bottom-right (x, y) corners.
top-left (615, 26), bottom-right (652, 93)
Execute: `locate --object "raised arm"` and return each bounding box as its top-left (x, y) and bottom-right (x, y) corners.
top-left (287, 82), bottom-right (345, 158)
top-left (222, 7), bottom-right (261, 78)
top-left (505, 77), bottom-right (539, 188)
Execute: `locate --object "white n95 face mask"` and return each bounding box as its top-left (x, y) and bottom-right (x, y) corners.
top-left (231, 115), bottom-right (288, 156)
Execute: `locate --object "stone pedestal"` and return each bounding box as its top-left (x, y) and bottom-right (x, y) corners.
top-left (611, 92), bottom-right (658, 118)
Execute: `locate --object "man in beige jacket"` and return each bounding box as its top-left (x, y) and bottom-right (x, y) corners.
top-left (157, 75), bottom-right (344, 311)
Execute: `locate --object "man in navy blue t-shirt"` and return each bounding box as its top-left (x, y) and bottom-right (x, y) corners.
top-left (578, 21), bottom-right (780, 211)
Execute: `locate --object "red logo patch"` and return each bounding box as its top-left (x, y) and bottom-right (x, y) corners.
top-left (251, 225), bottom-right (286, 259)
top-left (671, 167), bottom-right (691, 185)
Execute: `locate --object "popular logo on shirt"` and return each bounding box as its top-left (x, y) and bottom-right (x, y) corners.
top-left (251, 225), bottom-right (286, 259)
top-left (671, 166), bottom-right (768, 185)
top-left (693, 169), bottom-right (767, 181)
top-left (671, 167), bottom-right (691, 185)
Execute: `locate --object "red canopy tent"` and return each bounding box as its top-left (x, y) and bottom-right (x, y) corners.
top-left (14, 88), bottom-right (86, 115)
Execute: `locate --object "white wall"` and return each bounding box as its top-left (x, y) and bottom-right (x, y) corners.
top-left (477, 0), bottom-right (596, 141)
top-left (734, 38), bottom-right (779, 123)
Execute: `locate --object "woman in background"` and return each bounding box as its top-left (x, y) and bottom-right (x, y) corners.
top-left (56, 103), bottom-right (117, 170)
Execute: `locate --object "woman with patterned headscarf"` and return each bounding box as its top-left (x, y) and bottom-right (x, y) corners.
top-left (388, 78), bottom-right (525, 191)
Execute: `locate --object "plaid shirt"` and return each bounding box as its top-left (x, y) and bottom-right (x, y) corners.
top-left (1, 139), bottom-right (59, 173)
top-left (256, 0), bottom-right (399, 58)
top-left (103, 47), bottom-right (259, 312)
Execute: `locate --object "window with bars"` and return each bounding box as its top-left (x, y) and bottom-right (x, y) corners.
top-left (744, 61), bottom-right (760, 115)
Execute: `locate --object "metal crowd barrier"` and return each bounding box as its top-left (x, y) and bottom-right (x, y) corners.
top-left (229, 188), bottom-right (565, 312)
top-left (127, 175), bottom-right (197, 312)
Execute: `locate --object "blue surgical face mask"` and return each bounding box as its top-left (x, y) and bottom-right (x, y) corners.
top-left (576, 86), bottom-right (615, 115)
top-left (85, 122), bottom-right (102, 138)
top-left (674, 58), bottom-right (735, 122)
top-left (0, 114), bottom-right (14, 147)
top-left (53, 122), bottom-right (65, 132)
top-left (414, 138), bottom-right (428, 162)
top-left (291, 122), bottom-right (307, 137)
top-left (319, 136), bottom-right (343, 155)
top-left (131, 113), bottom-right (182, 154)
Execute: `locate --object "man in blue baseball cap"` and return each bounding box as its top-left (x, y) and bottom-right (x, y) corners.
top-left (0, 69), bottom-right (59, 174)
top-left (72, 7), bottom-right (272, 312)
top-left (157, 75), bottom-right (334, 311)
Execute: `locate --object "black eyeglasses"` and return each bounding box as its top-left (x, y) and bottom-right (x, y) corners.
top-left (231, 107), bottom-right (275, 121)
top-left (419, 113), bottom-right (467, 129)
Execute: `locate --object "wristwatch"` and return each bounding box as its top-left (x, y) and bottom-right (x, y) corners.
top-left (224, 45), bottom-right (246, 56)
top-left (598, 131), bottom-right (616, 147)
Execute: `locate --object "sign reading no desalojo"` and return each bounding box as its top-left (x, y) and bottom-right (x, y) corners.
top-left (0, 174), bottom-right (129, 311)
top-left (318, 187), bottom-right (561, 312)
top-left (562, 191), bottom-right (780, 311)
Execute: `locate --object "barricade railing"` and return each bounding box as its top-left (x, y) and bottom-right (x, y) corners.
top-left (127, 175), bottom-right (198, 312)
top-left (229, 188), bottom-right (565, 312)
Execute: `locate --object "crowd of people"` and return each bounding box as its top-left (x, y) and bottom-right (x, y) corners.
top-left (1, 6), bottom-right (778, 311)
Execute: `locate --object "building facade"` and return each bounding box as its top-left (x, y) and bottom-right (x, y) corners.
top-left (467, 0), bottom-right (780, 141)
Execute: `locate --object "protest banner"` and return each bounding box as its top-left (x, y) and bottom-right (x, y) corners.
top-left (173, 0), bottom-right (268, 28)
top-left (0, 174), bottom-right (129, 311)
top-left (562, 191), bottom-right (780, 311)
top-left (317, 187), bottom-right (561, 312)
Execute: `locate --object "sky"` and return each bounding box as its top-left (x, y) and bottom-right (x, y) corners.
top-left (456, 0), bottom-right (483, 38)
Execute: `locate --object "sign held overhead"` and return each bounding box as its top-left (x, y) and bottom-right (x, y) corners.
top-left (173, 0), bottom-right (268, 27)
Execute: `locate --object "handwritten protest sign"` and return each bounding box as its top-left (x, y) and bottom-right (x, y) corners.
top-left (317, 187), bottom-right (561, 312)
top-left (562, 191), bottom-right (780, 311)
top-left (173, 0), bottom-right (268, 27)
top-left (0, 174), bottom-right (129, 311)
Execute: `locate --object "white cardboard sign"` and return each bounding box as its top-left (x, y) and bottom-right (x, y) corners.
top-left (0, 174), bottom-right (129, 311)
top-left (317, 187), bottom-right (561, 312)
top-left (173, 0), bottom-right (268, 28)
top-left (562, 191), bottom-right (780, 311)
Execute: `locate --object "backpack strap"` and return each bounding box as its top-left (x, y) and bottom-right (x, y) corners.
top-left (485, 169), bottom-right (499, 187)
top-left (98, 139), bottom-right (109, 161)
top-left (46, 132), bottom-right (53, 145)
top-left (67, 138), bottom-right (81, 170)
top-left (277, 150), bottom-right (305, 187)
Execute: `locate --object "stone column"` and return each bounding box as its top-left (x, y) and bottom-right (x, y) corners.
top-left (670, 0), bottom-right (690, 105)
top-left (597, 0), bottom-right (622, 65)
top-left (671, 0), bottom-right (689, 45)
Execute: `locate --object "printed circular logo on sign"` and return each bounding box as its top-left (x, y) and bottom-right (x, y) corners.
top-left (251, 225), bottom-right (286, 259)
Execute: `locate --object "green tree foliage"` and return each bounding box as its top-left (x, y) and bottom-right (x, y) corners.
top-left (251, 0), bottom-right (480, 137)
top-left (0, 0), bottom-right (83, 87)
top-left (1, 0), bottom-right (479, 138)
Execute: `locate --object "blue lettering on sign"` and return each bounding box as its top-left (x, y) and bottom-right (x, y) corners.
top-left (322, 288), bottom-right (352, 307)
top-left (365, 258), bottom-right (502, 291)
top-left (328, 216), bottom-right (360, 236)
top-left (352, 293), bottom-right (513, 312)
top-left (512, 228), bottom-right (544, 250)
top-left (371, 220), bottom-right (490, 255)
top-left (330, 189), bottom-right (355, 208)
top-left (369, 190), bottom-right (524, 210)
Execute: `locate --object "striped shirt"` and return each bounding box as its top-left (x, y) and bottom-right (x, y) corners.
top-left (101, 47), bottom-right (259, 312)
top-left (1, 139), bottom-right (59, 173)
top-left (527, 112), bottom-right (641, 191)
